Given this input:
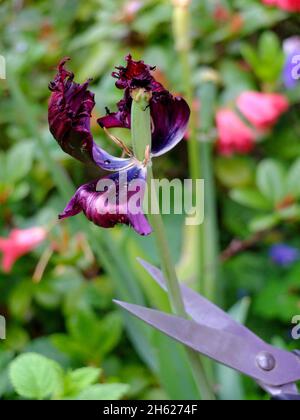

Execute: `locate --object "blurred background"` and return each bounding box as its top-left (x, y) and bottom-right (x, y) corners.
top-left (0, 0), bottom-right (300, 400)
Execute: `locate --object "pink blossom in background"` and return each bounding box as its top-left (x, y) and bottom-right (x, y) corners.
top-left (262, 0), bottom-right (300, 12)
top-left (236, 91), bottom-right (289, 131)
top-left (0, 228), bottom-right (47, 273)
top-left (124, 0), bottom-right (142, 15)
top-left (120, 0), bottom-right (143, 22)
top-left (213, 4), bottom-right (230, 22)
top-left (216, 109), bottom-right (256, 156)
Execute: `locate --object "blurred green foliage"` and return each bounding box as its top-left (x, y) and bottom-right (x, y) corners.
top-left (0, 0), bottom-right (299, 400)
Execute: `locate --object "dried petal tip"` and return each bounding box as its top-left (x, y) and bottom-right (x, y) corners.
top-left (48, 57), bottom-right (72, 92)
top-left (112, 54), bottom-right (162, 92)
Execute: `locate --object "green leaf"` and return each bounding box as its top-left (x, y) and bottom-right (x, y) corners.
top-left (53, 310), bottom-right (123, 364)
top-left (63, 367), bottom-right (101, 397)
top-left (256, 159), bottom-right (286, 204)
top-left (0, 351), bottom-right (14, 397)
top-left (97, 312), bottom-right (123, 358)
top-left (10, 182), bottom-right (30, 201)
top-left (249, 214), bottom-right (280, 232)
top-left (254, 269), bottom-right (300, 323)
top-left (230, 188), bottom-right (271, 211)
top-left (23, 337), bottom-right (71, 368)
top-left (286, 158), bottom-right (300, 198)
top-left (77, 383), bottom-right (129, 401)
top-left (277, 204), bottom-right (300, 220)
top-left (259, 32), bottom-right (280, 59)
top-left (154, 331), bottom-right (200, 400)
top-left (67, 310), bottom-right (102, 349)
top-left (0, 368), bottom-right (11, 398)
top-left (241, 32), bottom-right (284, 83)
top-left (224, 252), bottom-right (274, 294)
top-left (239, 3), bottom-right (285, 36)
top-left (0, 152), bottom-right (7, 184)
top-left (6, 142), bottom-right (34, 184)
top-left (241, 44), bottom-right (259, 72)
top-left (66, 310), bottom-right (123, 358)
top-left (9, 353), bottom-right (63, 400)
top-left (51, 334), bottom-right (90, 362)
top-left (215, 156), bottom-right (254, 189)
top-left (8, 280), bottom-right (34, 321)
top-left (5, 325), bottom-right (30, 352)
top-left (219, 60), bottom-right (256, 101)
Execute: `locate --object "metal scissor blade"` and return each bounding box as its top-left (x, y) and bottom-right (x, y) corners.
top-left (115, 300), bottom-right (300, 387)
top-left (138, 258), bottom-right (263, 345)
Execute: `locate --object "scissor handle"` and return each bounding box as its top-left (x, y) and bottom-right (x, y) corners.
top-left (272, 394), bottom-right (300, 401)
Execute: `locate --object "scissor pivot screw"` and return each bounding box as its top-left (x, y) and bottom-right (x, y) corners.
top-left (256, 352), bottom-right (276, 372)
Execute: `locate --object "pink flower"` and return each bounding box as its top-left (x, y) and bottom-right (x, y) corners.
top-left (0, 228), bottom-right (47, 273)
top-left (236, 91), bottom-right (289, 131)
top-left (213, 4), bottom-right (230, 22)
top-left (216, 109), bottom-right (256, 156)
top-left (262, 0), bottom-right (300, 12)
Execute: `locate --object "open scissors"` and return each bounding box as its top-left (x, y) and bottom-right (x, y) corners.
top-left (115, 259), bottom-right (300, 400)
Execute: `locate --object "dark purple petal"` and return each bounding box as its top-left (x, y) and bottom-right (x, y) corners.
top-left (98, 92), bottom-right (132, 130)
top-left (48, 58), bottom-right (131, 171)
top-left (59, 165), bottom-right (152, 236)
top-left (150, 95), bottom-right (190, 157)
top-left (98, 55), bottom-right (190, 157)
top-left (112, 54), bottom-right (164, 92)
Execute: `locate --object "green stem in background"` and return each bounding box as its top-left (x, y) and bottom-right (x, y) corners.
top-left (131, 89), bottom-right (215, 400)
top-left (197, 78), bottom-right (221, 304)
top-left (172, 1), bottom-right (219, 385)
top-left (172, 0), bottom-right (202, 289)
top-left (172, 1), bottom-right (221, 304)
top-left (172, 0), bottom-right (200, 179)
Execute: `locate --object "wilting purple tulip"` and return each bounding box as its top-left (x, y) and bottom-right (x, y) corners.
top-left (48, 58), bottom-right (131, 171)
top-left (269, 244), bottom-right (300, 267)
top-left (48, 57), bottom-right (190, 235)
top-left (98, 55), bottom-right (190, 157)
top-left (283, 37), bottom-right (300, 89)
